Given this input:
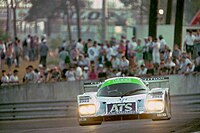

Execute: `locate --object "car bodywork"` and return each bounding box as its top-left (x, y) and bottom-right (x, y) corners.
top-left (77, 77), bottom-right (171, 126)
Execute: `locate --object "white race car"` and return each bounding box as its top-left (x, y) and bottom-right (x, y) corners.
top-left (77, 77), bottom-right (171, 126)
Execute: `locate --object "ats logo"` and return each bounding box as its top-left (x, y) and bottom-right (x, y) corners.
top-left (107, 103), bottom-right (135, 114)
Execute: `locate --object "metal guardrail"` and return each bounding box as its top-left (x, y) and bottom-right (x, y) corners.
top-left (0, 101), bottom-right (77, 120)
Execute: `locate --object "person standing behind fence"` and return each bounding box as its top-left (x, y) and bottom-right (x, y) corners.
top-left (0, 39), bottom-right (6, 69)
top-left (58, 47), bottom-right (69, 70)
top-left (135, 39), bottom-right (143, 65)
top-left (23, 35), bottom-right (31, 61)
top-left (1, 70), bottom-right (9, 85)
top-left (6, 43), bottom-right (14, 72)
top-left (194, 30), bottom-right (200, 58)
top-left (13, 39), bottom-right (22, 68)
top-left (195, 30), bottom-right (200, 43)
top-left (65, 66), bottom-right (76, 81)
top-left (194, 51), bottom-right (200, 72)
top-left (39, 39), bottom-right (49, 66)
top-left (76, 38), bottom-right (84, 54)
top-left (159, 35), bottom-right (167, 52)
top-left (184, 30), bottom-right (195, 59)
top-left (152, 38), bottom-right (160, 65)
top-left (9, 69), bottom-right (19, 84)
top-left (146, 36), bottom-right (153, 68)
top-left (172, 44), bottom-right (182, 60)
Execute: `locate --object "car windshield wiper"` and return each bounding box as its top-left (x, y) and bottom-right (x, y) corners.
top-left (120, 89), bottom-right (146, 97)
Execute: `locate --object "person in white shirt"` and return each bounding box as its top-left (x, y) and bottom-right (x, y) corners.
top-left (184, 31), bottom-right (196, 59)
top-left (9, 69), bottom-right (19, 84)
top-left (159, 35), bottom-right (167, 52)
top-left (106, 43), bottom-right (114, 61)
top-left (65, 66), bottom-right (76, 81)
top-left (83, 67), bottom-right (89, 80)
top-left (28, 65), bottom-right (39, 83)
top-left (184, 63), bottom-right (195, 75)
top-left (138, 65), bottom-right (147, 75)
top-left (87, 45), bottom-right (98, 61)
top-left (111, 42), bottom-right (119, 57)
top-left (179, 56), bottom-right (192, 74)
top-left (111, 55), bottom-right (120, 69)
top-left (128, 37), bottom-right (137, 57)
top-left (76, 38), bottom-right (84, 54)
top-left (75, 64), bottom-right (83, 80)
top-left (1, 70), bottom-right (9, 85)
top-left (119, 56), bottom-right (129, 71)
top-left (83, 54), bottom-right (90, 67)
top-left (152, 38), bottom-right (160, 65)
top-left (165, 58), bottom-right (176, 69)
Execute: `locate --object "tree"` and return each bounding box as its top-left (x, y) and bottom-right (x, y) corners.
top-left (148, 0), bottom-right (158, 39)
top-left (166, 0), bottom-right (172, 24)
top-left (174, 0), bottom-right (185, 49)
top-left (26, 0), bottom-right (85, 38)
top-left (26, 0), bottom-right (85, 21)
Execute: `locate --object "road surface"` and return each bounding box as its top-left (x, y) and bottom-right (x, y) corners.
top-left (0, 95), bottom-right (200, 133)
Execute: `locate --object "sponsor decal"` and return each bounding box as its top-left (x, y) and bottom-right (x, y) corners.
top-left (107, 103), bottom-right (136, 114)
top-left (152, 95), bottom-right (163, 98)
top-left (80, 99), bottom-right (89, 103)
top-left (79, 96), bottom-right (90, 103)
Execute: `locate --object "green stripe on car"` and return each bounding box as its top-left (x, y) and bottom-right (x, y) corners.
top-left (100, 78), bottom-right (145, 89)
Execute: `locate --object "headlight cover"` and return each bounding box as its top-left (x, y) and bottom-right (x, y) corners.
top-left (78, 104), bottom-right (96, 115)
top-left (146, 100), bottom-right (164, 112)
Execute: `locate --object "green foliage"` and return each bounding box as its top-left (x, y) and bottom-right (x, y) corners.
top-left (85, 0), bottom-right (93, 8)
top-left (119, 0), bottom-right (150, 10)
top-left (49, 36), bottom-right (62, 49)
top-left (26, 0), bottom-right (86, 21)
top-left (0, 29), bottom-right (9, 41)
top-left (0, 29), bottom-right (3, 40)
top-left (107, 1), bottom-right (117, 9)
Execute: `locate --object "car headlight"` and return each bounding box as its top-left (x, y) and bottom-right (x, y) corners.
top-left (146, 100), bottom-right (164, 112)
top-left (78, 104), bottom-right (96, 115)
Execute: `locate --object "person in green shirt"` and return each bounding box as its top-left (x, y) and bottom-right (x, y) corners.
top-left (135, 39), bottom-right (143, 65)
top-left (59, 47), bottom-right (69, 70)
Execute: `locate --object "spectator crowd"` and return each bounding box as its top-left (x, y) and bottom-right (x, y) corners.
top-left (1, 29), bottom-right (200, 85)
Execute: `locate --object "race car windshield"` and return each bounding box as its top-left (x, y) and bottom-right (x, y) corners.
top-left (97, 83), bottom-right (147, 97)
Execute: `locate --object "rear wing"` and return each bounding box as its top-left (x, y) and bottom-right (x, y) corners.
top-left (142, 77), bottom-right (169, 83)
top-left (141, 77), bottom-right (169, 89)
top-left (83, 82), bottom-right (103, 93)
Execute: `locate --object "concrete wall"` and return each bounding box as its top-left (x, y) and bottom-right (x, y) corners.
top-left (0, 74), bottom-right (200, 104)
top-left (0, 81), bottom-right (84, 104)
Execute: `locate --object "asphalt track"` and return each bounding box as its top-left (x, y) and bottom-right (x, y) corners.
top-left (0, 95), bottom-right (200, 133)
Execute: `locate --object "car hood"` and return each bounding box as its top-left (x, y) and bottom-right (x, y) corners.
top-left (97, 94), bottom-right (147, 103)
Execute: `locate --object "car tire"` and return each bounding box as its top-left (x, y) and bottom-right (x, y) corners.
top-left (79, 121), bottom-right (102, 126)
top-left (78, 115), bottom-right (102, 126)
